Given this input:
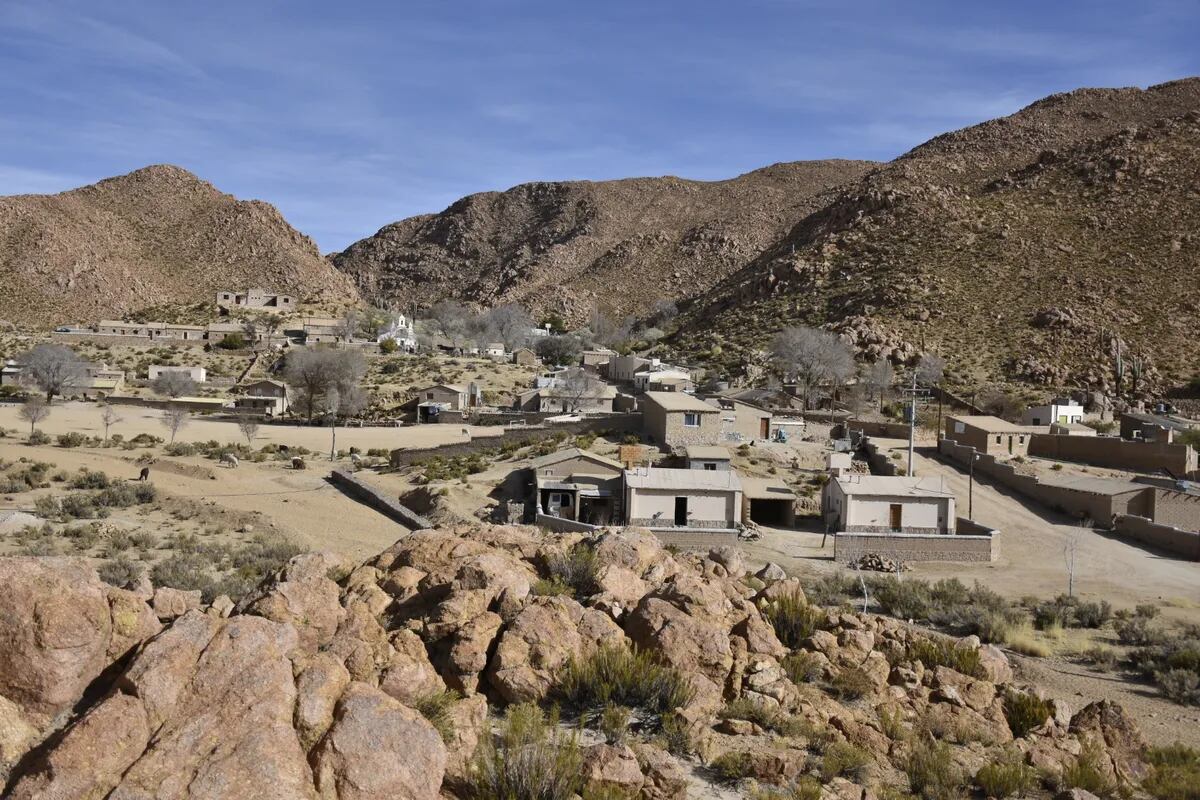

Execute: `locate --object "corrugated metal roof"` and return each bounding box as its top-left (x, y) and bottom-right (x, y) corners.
top-left (833, 475), bottom-right (954, 498)
top-left (625, 466), bottom-right (742, 492)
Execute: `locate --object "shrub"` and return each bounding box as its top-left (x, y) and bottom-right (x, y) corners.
top-left (907, 638), bottom-right (984, 678)
top-left (763, 591), bottom-right (825, 648)
top-left (543, 543), bottom-right (601, 599)
top-left (598, 704), bottom-right (631, 746)
top-left (906, 740), bottom-right (965, 800)
top-left (164, 442), bottom-right (197, 456)
top-left (1078, 646), bottom-right (1118, 671)
top-left (870, 577), bottom-right (932, 620)
top-left (531, 578), bottom-right (573, 597)
top-left (655, 712), bottom-right (693, 757)
top-left (710, 750), bottom-right (754, 783)
top-left (830, 667), bottom-right (875, 700)
top-left (413, 689), bottom-right (460, 743)
top-left (56, 432), bottom-right (86, 448)
top-left (150, 552), bottom-right (213, 593)
top-left (1060, 744), bottom-right (1115, 798)
top-left (781, 652), bottom-right (824, 684)
top-left (467, 703), bottom-right (582, 800)
top-left (555, 645), bottom-right (693, 719)
top-left (1156, 669), bottom-right (1200, 706)
top-left (1002, 691), bottom-right (1051, 738)
top-left (62, 523), bottom-right (102, 551)
top-left (1144, 744), bottom-right (1200, 800)
top-left (805, 572), bottom-right (859, 607)
top-left (60, 493), bottom-right (102, 520)
top-left (719, 697), bottom-right (807, 737)
top-left (1116, 616), bottom-right (1162, 646)
top-left (216, 332), bottom-right (246, 350)
top-left (29, 430), bottom-right (51, 445)
top-left (1075, 600), bottom-right (1113, 629)
top-left (98, 555), bottom-right (143, 588)
top-left (821, 741), bottom-right (871, 781)
top-left (69, 469), bottom-right (111, 489)
top-left (750, 777), bottom-right (822, 800)
top-left (94, 483), bottom-right (154, 508)
top-left (975, 750), bottom-right (1037, 798)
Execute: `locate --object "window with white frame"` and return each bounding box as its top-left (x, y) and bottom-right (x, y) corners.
top-left (683, 412), bottom-right (701, 427)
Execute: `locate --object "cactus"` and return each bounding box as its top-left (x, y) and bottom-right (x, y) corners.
top-left (1129, 353), bottom-right (1144, 394)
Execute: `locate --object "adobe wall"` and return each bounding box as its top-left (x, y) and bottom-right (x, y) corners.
top-left (1029, 434), bottom-right (1197, 476)
top-left (863, 438), bottom-right (903, 476)
top-left (1113, 514), bottom-right (1200, 561)
top-left (842, 419), bottom-right (912, 439)
top-left (833, 531), bottom-right (996, 563)
top-left (647, 529), bottom-right (739, 550)
top-left (1150, 489), bottom-right (1200, 532)
top-left (52, 332), bottom-right (208, 348)
top-left (329, 469), bottom-right (431, 530)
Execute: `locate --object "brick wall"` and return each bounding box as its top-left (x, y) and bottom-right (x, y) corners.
top-left (1150, 489), bottom-right (1200, 531)
top-left (329, 469), bottom-right (431, 530)
top-left (834, 531), bottom-right (996, 563)
top-left (648, 529), bottom-right (739, 550)
top-left (1113, 514), bottom-right (1200, 560)
top-left (1029, 434), bottom-right (1197, 476)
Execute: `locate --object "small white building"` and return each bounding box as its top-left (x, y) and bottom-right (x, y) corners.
top-left (483, 342), bottom-right (507, 359)
top-left (233, 379), bottom-right (289, 417)
top-left (1023, 399), bottom-right (1085, 427)
top-left (685, 445), bottom-right (732, 471)
top-left (148, 365), bottom-right (207, 383)
top-left (377, 313), bottom-right (417, 352)
top-left (822, 475), bottom-right (956, 534)
top-left (624, 466), bottom-right (743, 531)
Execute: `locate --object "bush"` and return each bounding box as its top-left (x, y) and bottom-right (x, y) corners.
top-left (60, 493), bottom-right (102, 520)
top-left (821, 741), bottom-right (871, 781)
top-left (1144, 744), bottom-right (1200, 800)
top-left (974, 750), bottom-right (1037, 798)
top-left (95, 482), bottom-right (156, 508)
top-left (555, 645), bottom-right (693, 719)
top-left (804, 572), bottom-right (860, 607)
top-left (906, 740), bottom-right (965, 800)
top-left (467, 703), bottom-right (582, 800)
top-left (1078, 646), bottom-right (1118, 671)
top-left (543, 543), bottom-right (601, 599)
top-left (216, 332), bottom-right (246, 350)
top-left (763, 591), bottom-right (825, 648)
top-left (29, 430), bottom-right (51, 445)
top-left (709, 751), bottom-right (754, 783)
top-left (69, 469), bottom-right (111, 489)
top-left (598, 703), bottom-right (631, 746)
top-left (750, 777), bottom-right (822, 800)
top-left (164, 442), bottom-right (197, 456)
top-left (830, 667), bottom-right (875, 700)
top-left (781, 652), bottom-right (824, 684)
top-left (1060, 744), bottom-right (1115, 798)
top-left (1116, 616), bottom-right (1163, 646)
top-left (150, 552), bottom-right (214, 593)
top-left (1075, 600), bottom-right (1113, 629)
top-left (907, 638), bottom-right (984, 678)
top-left (413, 689), bottom-right (459, 743)
top-left (1156, 669), bottom-right (1200, 706)
top-left (870, 577), bottom-right (932, 620)
top-left (719, 698), bottom-right (807, 737)
top-left (531, 578), bottom-right (573, 597)
top-left (56, 432), bottom-right (86, 448)
top-left (1002, 691), bottom-right (1051, 737)
top-left (98, 555), bottom-right (143, 588)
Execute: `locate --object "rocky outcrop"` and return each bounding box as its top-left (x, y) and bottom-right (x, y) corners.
top-left (0, 528), bottom-right (1168, 798)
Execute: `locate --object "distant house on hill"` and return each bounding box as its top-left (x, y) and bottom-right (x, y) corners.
top-left (641, 391), bottom-right (721, 449)
top-left (1022, 399), bottom-right (1084, 427)
top-left (944, 415), bottom-right (1039, 457)
top-left (512, 347), bottom-right (539, 366)
top-left (233, 379), bottom-right (289, 417)
top-left (148, 365), bottom-right (207, 383)
top-left (623, 466), bottom-right (743, 531)
top-left (216, 288), bottom-right (295, 315)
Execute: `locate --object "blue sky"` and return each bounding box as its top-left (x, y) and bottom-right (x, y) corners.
top-left (1, 1), bottom-right (1196, 251)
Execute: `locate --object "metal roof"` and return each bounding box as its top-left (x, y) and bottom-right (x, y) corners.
top-left (624, 466), bottom-right (742, 492)
top-left (642, 391), bottom-right (719, 413)
top-left (948, 415), bottom-right (1023, 433)
top-left (685, 445), bottom-right (732, 461)
top-left (833, 475), bottom-right (954, 498)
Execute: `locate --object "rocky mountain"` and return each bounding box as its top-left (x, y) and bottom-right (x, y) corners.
top-left (331, 160), bottom-right (877, 321)
top-left (672, 78), bottom-right (1200, 394)
top-left (0, 165), bottom-right (359, 327)
top-left (0, 526), bottom-right (1166, 798)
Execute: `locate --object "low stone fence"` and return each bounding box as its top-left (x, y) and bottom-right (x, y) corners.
top-left (328, 469), bottom-right (432, 530)
top-left (535, 514), bottom-right (598, 533)
top-left (862, 437), bottom-right (903, 476)
top-left (1113, 514), bottom-right (1200, 560)
top-left (52, 332), bottom-right (208, 348)
top-left (840, 419), bottom-right (913, 440)
top-left (833, 527), bottom-right (998, 564)
top-left (647, 529), bottom-right (739, 550)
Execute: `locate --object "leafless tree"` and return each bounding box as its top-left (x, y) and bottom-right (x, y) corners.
top-left (916, 354), bottom-right (946, 387)
top-left (19, 344), bottom-right (86, 403)
top-left (337, 309), bottom-right (362, 342)
top-left (360, 307), bottom-right (393, 341)
top-left (587, 307), bottom-right (634, 349)
top-left (1064, 524), bottom-right (1082, 597)
top-left (160, 404), bottom-right (189, 443)
top-left (424, 300), bottom-right (472, 343)
top-left (98, 404), bottom-right (122, 441)
top-left (240, 316), bottom-right (261, 350)
top-left (482, 304), bottom-right (534, 350)
top-left (236, 411), bottom-right (260, 445)
top-left (558, 367), bottom-right (605, 412)
top-left (862, 360), bottom-right (895, 411)
top-left (768, 327), bottom-right (855, 412)
top-left (150, 371), bottom-right (196, 398)
top-left (19, 396), bottom-right (50, 434)
top-left (640, 327), bottom-right (665, 345)
top-left (322, 383), bottom-right (369, 461)
top-left (283, 347), bottom-right (367, 422)
top-left (648, 299), bottom-right (678, 326)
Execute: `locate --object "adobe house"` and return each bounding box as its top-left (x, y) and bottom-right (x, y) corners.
top-left (623, 466), bottom-right (743, 531)
top-left (529, 448), bottom-right (624, 526)
top-left (944, 415), bottom-right (1037, 457)
top-left (581, 348), bottom-right (616, 371)
top-left (414, 383), bottom-right (481, 422)
top-left (148, 365), bottom-right (207, 383)
top-left (633, 367), bottom-right (693, 393)
top-left (516, 383), bottom-right (617, 414)
top-left (215, 288), bottom-right (295, 314)
top-left (234, 379), bottom-right (289, 417)
top-left (715, 397), bottom-right (773, 442)
top-left (604, 354), bottom-right (650, 383)
top-left (484, 343), bottom-right (507, 359)
top-left (685, 445), bottom-right (732, 471)
top-left (512, 347), bottom-right (540, 366)
top-left (822, 475), bottom-right (956, 534)
top-left (1120, 411), bottom-right (1198, 443)
top-left (641, 391), bottom-right (721, 449)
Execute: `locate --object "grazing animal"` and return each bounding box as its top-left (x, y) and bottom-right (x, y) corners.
top-left (278, 444), bottom-right (290, 454)
top-left (349, 452), bottom-right (362, 468)
top-left (137, 466), bottom-right (150, 481)
top-left (291, 456), bottom-right (306, 470)
top-left (219, 453), bottom-right (239, 469)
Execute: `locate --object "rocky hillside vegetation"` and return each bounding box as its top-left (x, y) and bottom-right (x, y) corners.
top-left (672, 79), bottom-right (1200, 394)
top-left (2, 524), bottom-right (1194, 799)
top-left (331, 161), bottom-right (876, 322)
top-left (0, 165), bottom-right (359, 327)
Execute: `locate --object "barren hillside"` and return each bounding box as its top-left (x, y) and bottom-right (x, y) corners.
top-left (331, 160), bottom-right (877, 321)
top-left (672, 78), bottom-right (1200, 394)
top-left (0, 165), bottom-right (359, 327)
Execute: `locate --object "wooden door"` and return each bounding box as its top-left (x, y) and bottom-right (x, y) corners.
top-left (889, 503), bottom-right (902, 531)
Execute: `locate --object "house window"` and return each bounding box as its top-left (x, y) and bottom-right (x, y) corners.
top-left (704, 463), bottom-right (716, 471)
top-left (683, 413), bottom-right (701, 428)
top-left (995, 435), bottom-right (1002, 444)
top-left (426, 392), bottom-right (434, 400)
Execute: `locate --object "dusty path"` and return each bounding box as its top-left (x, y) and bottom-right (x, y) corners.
top-left (0, 439), bottom-right (408, 560)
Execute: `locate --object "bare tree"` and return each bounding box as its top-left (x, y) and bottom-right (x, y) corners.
top-left (1064, 524), bottom-right (1082, 598)
top-left (283, 347), bottom-right (367, 422)
top-left (862, 360), bottom-right (895, 411)
top-left (424, 300), bottom-right (472, 343)
top-left (19, 396), bottom-right (50, 434)
top-left (587, 307), bottom-right (634, 349)
top-left (648, 299), bottom-right (678, 326)
top-left (19, 344), bottom-right (86, 403)
top-left (558, 367), bottom-right (605, 412)
top-left (236, 411), bottom-right (260, 445)
top-left (160, 404), bottom-right (189, 443)
top-left (916, 354), bottom-right (946, 387)
top-left (322, 384), bottom-right (369, 461)
top-left (98, 404), bottom-right (123, 441)
top-left (150, 371), bottom-right (197, 398)
top-left (768, 327), bottom-right (855, 412)
top-left (240, 316), bottom-right (261, 350)
top-left (360, 307), bottom-right (393, 341)
top-left (482, 304), bottom-right (534, 350)
top-left (337, 309), bottom-right (361, 343)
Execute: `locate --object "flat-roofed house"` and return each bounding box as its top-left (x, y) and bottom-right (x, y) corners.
top-left (148, 365), bottom-right (207, 383)
top-left (1120, 411), bottom-right (1198, 443)
top-left (944, 415), bottom-right (1037, 457)
top-left (685, 445), bottom-right (732, 471)
top-left (484, 343), bottom-right (507, 359)
top-left (742, 476), bottom-right (797, 527)
top-left (1023, 399), bottom-right (1085, 427)
top-left (642, 391), bottom-right (721, 449)
top-left (517, 383), bottom-right (618, 414)
top-left (716, 397), bottom-right (773, 442)
top-left (415, 383), bottom-right (469, 423)
top-left (604, 355), bottom-right (650, 383)
top-left (823, 475), bottom-right (956, 534)
top-left (581, 348), bottom-right (616, 372)
top-left (633, 367), bottom-right (693, 393)
top-left (512, 347), bottom-right (539, 366)
top-left (529, 448), bottom-right (624, 526)
top-left (623, 466), bottom-right (743, 531)
top-left (233, 379), bottom-right (289, 417)
top-left (216, 288), bottom-right (295, 314)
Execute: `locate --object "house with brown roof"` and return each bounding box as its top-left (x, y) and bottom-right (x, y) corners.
top-left (641, 391), bottom-right (721, 448)
top-left (944, 415), bottom-right (1040, 456)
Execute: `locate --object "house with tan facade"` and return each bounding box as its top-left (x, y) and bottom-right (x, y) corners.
top-left (529, 448), bottom-right (624, 526)
top-left (512, 347), bottom-right (539, 366)
top-left (944, 415), bottom-right (1041, 457)
top-left (823, 475), bottom-right (956, 534)
top-left (623, 466), bottom-right (743, 531)
top-left (148, 365), bottom-right (207, 383)
top-left (233, 379), bottom-right (289, 417)
top-left (641, 392), bottom-right (721, 449)
top-left (716, 397), bottom-right (773, 442)
top-left (604, 355), bottom-right (650, 383)
top-left (685, 446), bottom-right (732, 471)
top-left (216, 288), bottom-right (295, 314)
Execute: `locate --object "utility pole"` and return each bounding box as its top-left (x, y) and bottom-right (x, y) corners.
top-left (907, 371), bottom-right (917, 477)
top-left (968, 448), bottom-right (976, 519)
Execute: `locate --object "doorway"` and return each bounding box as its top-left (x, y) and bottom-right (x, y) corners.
top-left (760, 418), bottom-right (769, 438)
top-left (889, 503), bottom-right (902, 531)
top-left (674, 497), bottom-right (688, 526)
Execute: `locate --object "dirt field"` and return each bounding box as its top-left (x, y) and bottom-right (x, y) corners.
top-left (0, 401), bottom-right (505, 453)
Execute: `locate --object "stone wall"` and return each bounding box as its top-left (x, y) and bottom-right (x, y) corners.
top-left (842, 419), bottom-right (913, 440)
top-left (535, 514), bottom-right (599, 533)
top-left (329, 469), bottom-right (432, 530)
top-left (833, 530), bottom-right (997, 563)
top-left (1149, 489), bottom-right (1200, 531)
top-left (863, 438), bottom-right (903, 476)
top-left (1029, 434), bottom-right (1197, 476)
top-left (1113, 514), bottom-right (1200, 561)
top-left (648, 529), bottom-right (739, 550)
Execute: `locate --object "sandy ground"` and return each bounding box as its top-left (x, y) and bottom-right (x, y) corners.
top-left (0, 439), bottom-right (409, 560)
top-left (0, 401), bottom-right (504, 454)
